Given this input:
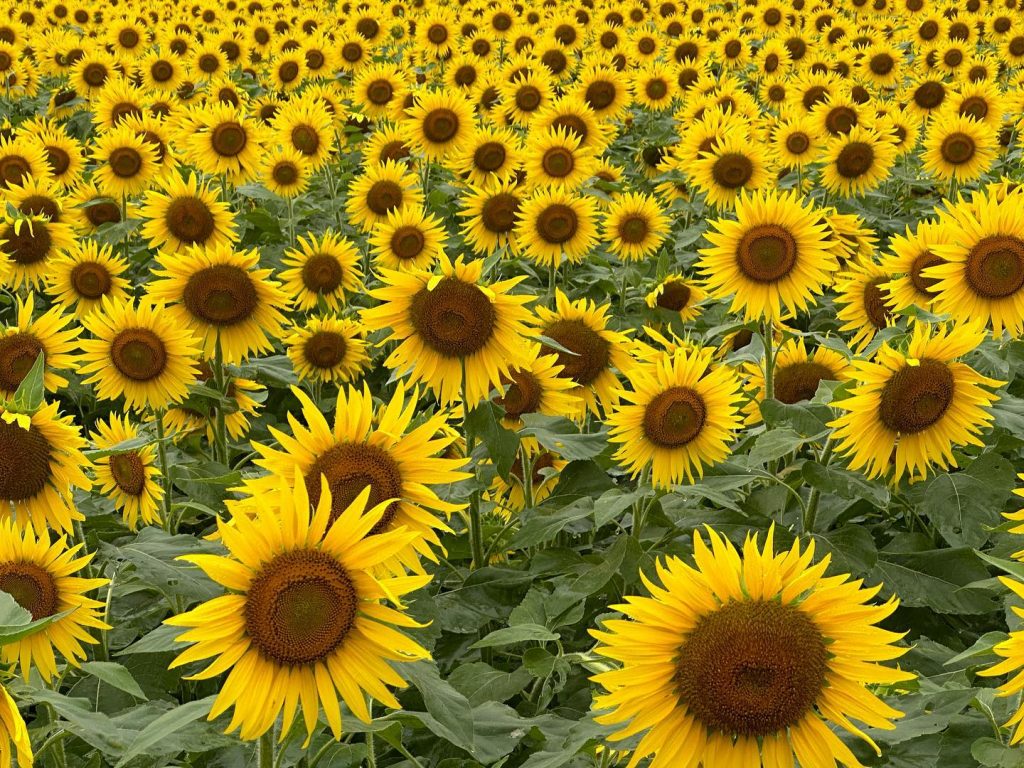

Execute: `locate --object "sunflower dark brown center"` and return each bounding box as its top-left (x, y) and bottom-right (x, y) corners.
top-left (959, 96), bottom-right (988, 121)
top-left (182, 264), bottom-right (259, 326)
top-left (910, 250), bottom-right (943, 295)
top-left (541, 319), bottom-right (610, 386)
top-left (825, 106), bottom-right (857, 135)
top-left (0, 419), bottom-right (52, 502)
top-left (366, 79), bottom-right (393, 105)
top-left (109, 146), bottom-right (143, 178)
top-left (304, 331), bottom-right (347, 369)
top-left (541, 147), bottom-right (574, 179)
top-left (290, 125), bottom-right (319, 156)
top-left (878, 358), bottom-right (954, 433)
top-left (211, 122), bottom-right (247, 156)
top-left (272, 161), bottom-right (299, 186)
top-left (245, 549), bottom-right (358, 665)
top-left (481, 193), bottom-right (519, 232)
top-left (496, 368), bottom-right (543, 419)
top-left (423, 108), bottom-right (459, 143)
top-left (645, 79), bottom-right (668, 100)
top-left (0, 155), bottom-right (32, 188)
top-left (86, 200), bottom-right (121, 227)
top-left (785, 132), bottom-right (810, 155)
top-left (676, 600), bottom-right (828, 736)
top-left (82, 62), bottom-right (107, 87)
top-left (515, 85), bottom-right (541, 112)
top-left (2, 222), bottom-right (50, 264)
top-left (111, 328), bottom-right (168, 381)
top-left (642, 386), bottom-right (706, 447)
top-left (711, 152), bottom-right (754, 189)
top-left (305, 443), bottom-right (403, 531)
top-left (278, 60), bottom-right (299, 83)
top-left (736, 224), bottom-right (798, 283)
top-left (44, 146), bottom-right (70, 177)
top-left (474, 142), bottom-right (506, 172)
top-left (869, 53), bottom-right (894, 74)
top-left (863, 277), bottom-right (892, 329)
top-left (656, 281), bottom-right (692, 311)
top-left (151, 60), bottom-right (174, 82)
top-left (0, 333), bottom-right (41, 392)
top-left (427, 24), bottom-right (448, 44)
top-left (724, 40), bottom-right (743, 58)
top-left (940, 132), bottom-right (975, 165)
top-left (366, 180), bottom-right (403, 215)
top-left (70, 261), bottom-right (112, 299)
top-left (18, 195), bottom-right (59, 221)
top-left (390, 225), bottom-right (426, 260)
top-left (536, 203), bottom-right (578, 244)
top-left (835, 141), bottom-right (874, 178)
top-left (774, 361), bottom-right (835, 404)
top-left (409, 278), bottom-right (495, 358)
top-left (618, 214), bottom-right (649, 244)
top-left (166, 197), bottom-right (216, 245)
top-left (341, 43), bottom-right (362, 62)
top-left (0, 562), bottom-right (58, 619)
top-left (300, 254), bottom-right (343, 293)
top-left (109, 451), bottom-right (146, 496)
top-left (914, 81), bottom-right (945, 109)
top-left (584, 80), bottom-right (615, 110)
top-left (964, 236), bottom-right (1024, 298)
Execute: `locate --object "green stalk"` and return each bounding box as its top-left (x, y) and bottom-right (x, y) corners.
top-left (760, 322), bottom-right (775, 401)
top-left (212, 333), bottom-right (229, 466)
top-left (155, 410), bottom-right (173, 532)
top-left (803, 437), bottom-right (833, 534)
top-left (461, 360), bottom-right (485, 571)
top-left (258, 731), bottom-right (274, 768)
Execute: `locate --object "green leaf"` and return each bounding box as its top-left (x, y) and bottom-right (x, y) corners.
top-left (470, 623), bottom-right (558, 648)
top-left (8, 351), bottom-right (44, 415)
top-left (748, 427), bottom-right (818, 465)
top-left (84, 433), bottom-right (152, 460)
top-left (447, 662), bottom-right (532, 706)
top-left (115, 624), bottom-right (182, 656)
top-left (0, 590), bottom-right (74, 644)
top-left (402, 661), bottom-right (475, 753)
top-left (509, 499), bottom-right (594, 548)
top-left (114, 696), bottom-right (216, 767)
top-left (871, 548), bottom-right (995, 615)
top-left (465, 401), bottom-right (519, 480)
top-left (79, 662), bottom-right (147, 700)
top-left (519, 413), bottom-right (607, 461)
top-left (760, 398), bottom-right (833, 437)
top-left (802, 461), bottom-right (890, 507)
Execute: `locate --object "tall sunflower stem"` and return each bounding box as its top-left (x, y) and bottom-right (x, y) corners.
top-left (803, 437), bottom-right (834, 534)
top-left (461, 359), bottom-right (485, 571)
top-left (520, 445), bottom-right (535, 511)
top-left (760, 322), bottom-right (775, 402)
top-left (155, 409), bottom-right (173, 532)
top-left (120, 193), bottom-right (130, 265)
top-left (212, 333), bottom-right (230, 466)
top-left (286, 195), bottom-right (296, 246)
top-left (365, 700), bottom-right (377, 768)
top-left (258, 731), bottom-right (274, 768)
top-left (324, 163), bottom-right (343, 231)
top-left (41, 702), bottom-right (67, 768)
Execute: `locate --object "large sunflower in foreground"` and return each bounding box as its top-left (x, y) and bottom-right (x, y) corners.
top-left (0, 518), bottom-right (109, 682)
top-left (533, 291), bottom-right (635, 416)
top-left (79, 298), bottom-right (201, 412)
top-left (591, 527), bottom-right (913, 768)
top-left (0, 401), bottom-right (89, 534)
top-left (167, 477), bottom-right (431, 743)
top-left (90, 414), bottom-right (164, 530)
top-left (830, 322), bottom-right (1001, 483)
top-left (698, 190), bottom-right (837, 322)
top-left (926, 189), bottom-right (1024, 335)
top-left (245, 384), bottom-right (467, 573)
top-left (139, 171), bottom-right (237, 253)
top-left (362, 255), bottom-right (535, 406)
top-left (608, 348), bottom-right (743, 488)
top-left (146, 244), bottom-right (290, 363)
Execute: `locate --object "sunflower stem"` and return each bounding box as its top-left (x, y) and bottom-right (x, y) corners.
top-left (120, 193), bottom-right (130, 264)
top-left (286, 195), bottom-right (296, 246)
top-left (212, 333), bottom-right (230, 466)
top-left (40, 703), bottom-right (67, 768)
top-left (323, 162), bottom-right (344, 231)
top-left (760, 322), bottom-right (775, 402)
top-left (155, 409), bottom-right (173, 532)
top-left (803, 437), bottom-right (833, 534)
top-left (258, 731), bottom-right (274, 768)
top-left (461, 359), bottom-right (486, 571)
top-left (519, 445), bottom-right (535, 511)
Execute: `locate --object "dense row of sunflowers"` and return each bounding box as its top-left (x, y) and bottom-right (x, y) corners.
top-left (0, 0), bottom-right (1018, 765)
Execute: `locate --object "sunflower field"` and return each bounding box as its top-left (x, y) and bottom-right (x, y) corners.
top-left (4, 0), bottom-right (1024, 767)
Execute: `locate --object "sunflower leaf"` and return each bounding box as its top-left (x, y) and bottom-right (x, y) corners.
top-left (7, 351), bottom-right (44, 416)
top-left (0, 590), bottom-right (76, 644)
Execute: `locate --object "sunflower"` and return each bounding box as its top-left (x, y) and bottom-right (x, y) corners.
top-left (286, 315), bottom-right (369, 385)
top-left (0, 294), bottom-right (79, 398)
top-left (603, 192), bottom-right (670, 262)
top-left (90, 414), bottom-right (163, 530)
top-left (141, 50), bottom-right (184, 92)
top-left (370, 205), bottom-right (447, 273)
top-left (273, 95), bottom-right (334, 171)
top-left (405, 90), bottom-right (474, 161)
top-left (91, 124), bottom-right (160, 198)
top-left (244, 383), bottom-right (466, 572)
top-left (345, 160), bottom-right (423, 233)
top-left (698, 190), bottom-right (837, 322)
top-left (182, 103), bottom-right (266, 184)
top-left (922, 113), bottom-right (997, 183)
top-left (489, 445), bottom-right (568, 516)
top-left (79, 297), bottom-right (200, 411)
top-left (417, 11), bottom-right (456, 58)
top-left (0, 684), bottom-right (30, 768)
top-left (0, 136), bottom-right (50, 191)
top-left (770, 113), bottom-right (823, 168)
top-left (92, 78), bottom-right (146, 130)
top-left (860, 41), bottom-right (904, 88)
top-left (71, 49), bottom-right (116, 96)
top-left (139, 172), bottom-right (236, 253)
top-left (362, 125), bottom-right (414, 166)
top-left (351, 63), bottom-right (407, 121)
top-left (744, 338), bottom-right (852, 423)
top-left (811, 95), bottom-right (863, 138)
top-left (0, 518), bottom-right (108, 682)
top-left (27, 126), bottom-right (85, 188)
top-left (166, 476), bottom-right (431, 743)
top-left (533, 290), bottom-right (635, 415)
top-left (631, 64), bottom-right (677, 112)
top-left (575, 65), bottom-right (630, 121)
top-left (0, 211), bottom-right (74, 289)
top-left (608, 349), bottom-right (742, 487)
top-left (880, 219), bottom-right (949, 313)
top-left (362, 255), bottom-right (534, 406)
top-left (460, 180), bottom-right (523, 256)
top-left (255, 146), bottom-right (309, 199)
top-left (64, 181), bottom-right (123, 234)
top-left (690, 131), bottom-right (771, 209)
top-left (146, 244), bottom-right (290, 363)
top-left (454, 127), bottom-right (524, 187)
top-left (500, 71), bottom-right (555, 127)
top-left (523, 126), bottom-right (596, 191)
top-left (591, 526), bottom-right (913, 767)
top-left (830, 321), bottom-right (1000, 483)
top-left (279, 230), bottom-right (363, 313)
top-left (926, 190), bottom-right (1024, 335)
top-left (645, 274), bottom-right (707, 321)
top-left (494, 343), bottom-right (581, 428)
top-left (835, 260), bottom-right (897, 352)
top-left (45, 240), bottom-right (130, 316)
top-left (514, 188), bottom-right (599, 268)
top-left (905, 75), bottom-right (951, 122)
top-left (951, 80), bottom-right (1007, 130)
top-left (820, 125), bottom-right (897, 198)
